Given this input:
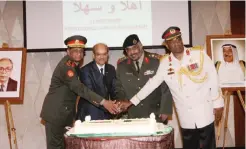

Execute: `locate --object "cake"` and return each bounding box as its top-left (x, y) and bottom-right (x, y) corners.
top-left (66, 113), bottom-right (172, 137)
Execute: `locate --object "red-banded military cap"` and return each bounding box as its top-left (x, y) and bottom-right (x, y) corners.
top-left (64, 35), bottom-right (87, 48)
top-left (162, 26), bottom-right (181, 41)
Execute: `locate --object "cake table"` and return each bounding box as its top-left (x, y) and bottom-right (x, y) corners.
top-left (64, 129), bottom-right (174, 149)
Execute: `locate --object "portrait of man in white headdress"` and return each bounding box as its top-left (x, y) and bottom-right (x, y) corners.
top-left (212, 40), bottom-right (245, 86)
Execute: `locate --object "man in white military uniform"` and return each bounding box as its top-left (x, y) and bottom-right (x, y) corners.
top-left (118, 27), bottom-right (224, 149)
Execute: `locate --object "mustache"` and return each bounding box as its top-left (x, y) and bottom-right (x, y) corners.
top-left (130, 53), bottom-right (138, 56)
top-left (98, 58), bottom-right (107, 61)
top-left (224, 54), bottom-right (232, 58)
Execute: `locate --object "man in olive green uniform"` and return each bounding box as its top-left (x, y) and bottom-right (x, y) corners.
top-left (115, 34), bottom-right (172, 122)
top-left (40, 35), bottom-right (119, 149)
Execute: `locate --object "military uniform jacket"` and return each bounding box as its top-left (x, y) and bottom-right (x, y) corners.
top-left (40, 55), bottom-right (104, 126)
top-left (131, 47), bottom-right (224, 129)
top-left (115, 51), bottom-right (172, 119)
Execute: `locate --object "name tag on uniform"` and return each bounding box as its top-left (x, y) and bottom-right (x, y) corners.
top-left (126, 72), bottom-right (133, 75)
top-left (144, 70), bottom-right (154, 75)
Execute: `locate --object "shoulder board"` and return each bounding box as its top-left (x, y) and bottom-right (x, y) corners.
top-left (117, 56), bottom-right (127, 64)
top-left (148, 53), bottom-right (162, 59)
top-left (66, 60), bottom-right (75, 67)
top-left (190, 45), bottom-right (203, 51)
top-left (159, 54), bottom-right (169, 61)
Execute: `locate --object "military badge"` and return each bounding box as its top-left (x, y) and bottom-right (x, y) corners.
top-left (168, 72), bottom-right (175, 75)
top-left (186, 49), bottom-right (194, 63)
top-left (144, 57), bottom-right (149, 63)
top-left (66, 60), bottom-right (72, 66)
top-left (167, 68), bottom-right (175, 75)
top-left (187, 63), bottom-right (199, 71)
top-left (170, 29), bottom-right (176, 34)
top-left (168, 56), bottom-right (174, 75)
top-left (186, 49), bottom-right (190, 55)
top-left (75, 40), bottom-right (79, 44)
top-left (66, 60), bottom-right (75, 67)
top-left (144, 70), bottom-right (154, 75)
top-left (133, 39), bottom-right (137, 44)
top-left (67, 70), bottom-right (74, 77)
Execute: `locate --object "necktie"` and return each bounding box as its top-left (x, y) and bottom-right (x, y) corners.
top-left (100, 67), bottom-right (108, 98)
top-left (136, 61), bottom-right (140, 73)
top-left (100, 68), bottom-right (104, 76)
top-left (0, 84), bottom-right (4, 92)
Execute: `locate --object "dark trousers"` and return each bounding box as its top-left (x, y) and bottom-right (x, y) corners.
top-left (181, 122), bottom-right (216, 149)
top-left (45, 122), bottom-right (66, 149)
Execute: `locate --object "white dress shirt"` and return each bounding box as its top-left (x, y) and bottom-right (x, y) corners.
top-left (96, 63), bottom-right (105, 75)
top-left (130, 47), bottom-right (224, 129)
top-left (0, 79), bottom-right (9, 91)
top-left (134, 53), bottom-right (144, 70)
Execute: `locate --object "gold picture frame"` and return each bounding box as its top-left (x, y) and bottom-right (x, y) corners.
top-left (0, 48), bottom-right (27, 104)
top-left (206, 34), bottom-right (245, 90)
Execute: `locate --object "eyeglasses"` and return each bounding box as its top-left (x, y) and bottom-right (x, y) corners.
top-left (0, 67), bottom-right (13, 72)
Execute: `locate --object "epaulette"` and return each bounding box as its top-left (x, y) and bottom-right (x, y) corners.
top-left (159, 54), bottom-right (169, 61)
top-left (117, 56), bottom-right (127, 64)
top-left (148, 53), bottom-right (162, 59)
top-left (66, 60), bottom-right (76, 67)
top-left (191, 45), bottom-right (203, 51)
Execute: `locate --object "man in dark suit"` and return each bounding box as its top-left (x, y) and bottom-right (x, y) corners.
top-left (115, 34), bottom-right (173, 122)
top-left (0, 58), bottom-right (18, 92)
top-left (40, 36), bottom-right (119, 149)
top-left (76, 43), bottom-right (117, 121)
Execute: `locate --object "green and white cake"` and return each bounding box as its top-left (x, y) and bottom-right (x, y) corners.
top-left (66, 113), bottom-right (172, 137)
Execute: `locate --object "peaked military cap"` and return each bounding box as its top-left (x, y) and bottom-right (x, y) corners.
top-left (123, 34), bottom-right (140, 49)
top-left (162, 26), bottom-right (181, 41)
top-left (64, 35), bottom-right (87, 48)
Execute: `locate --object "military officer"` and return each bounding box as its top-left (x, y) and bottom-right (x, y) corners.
top-left (40, 35), bottom-right (119, 149)
top-left (122, 27), bottom-right (224, 149)
top-left (115, 34), bottom-right (172, 122)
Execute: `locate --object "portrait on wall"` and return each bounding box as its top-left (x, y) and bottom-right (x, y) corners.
top-left (206, 35), bottom-right (245, 88)
top-left (0, 48), bottom-right (27, 104)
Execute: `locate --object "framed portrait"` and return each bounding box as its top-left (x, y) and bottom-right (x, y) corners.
top-left (206, 35), bottom-right (245, 89)
top-left (0, 48), bottom-right (27, 104)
